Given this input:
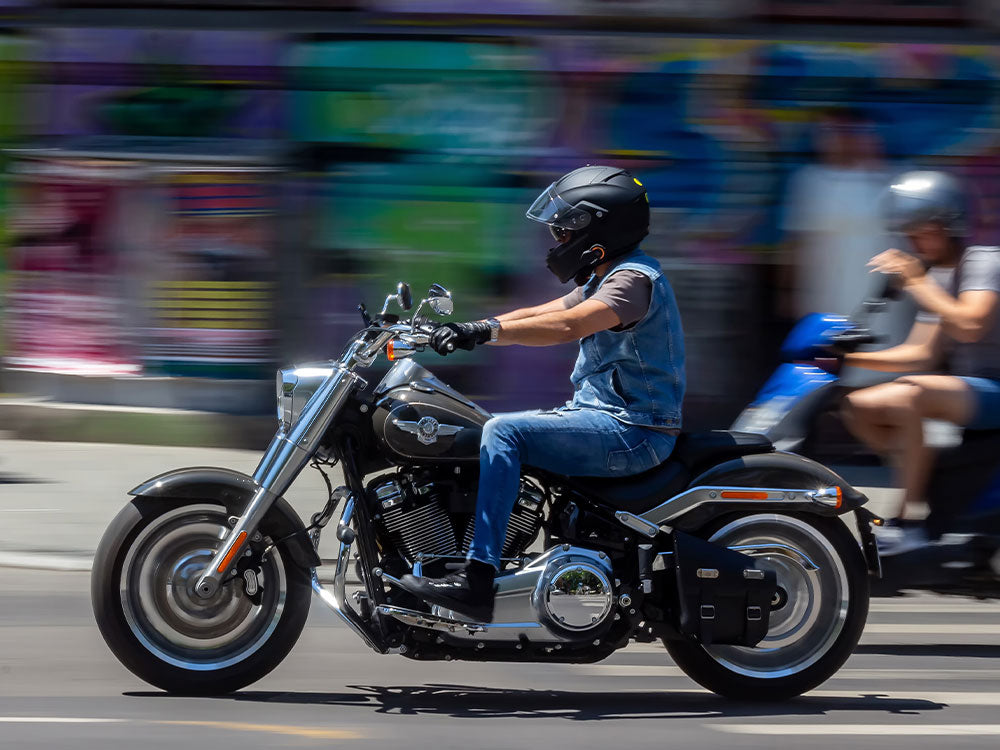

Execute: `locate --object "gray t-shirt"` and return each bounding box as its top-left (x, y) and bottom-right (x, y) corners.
top-left (915, 246), bottom-right (1000, 379)
top-left (561, 270), bottom-right (652, 331)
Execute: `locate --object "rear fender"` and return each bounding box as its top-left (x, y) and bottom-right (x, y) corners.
top-left (128, 467), bottom-right (321, 571)
top-left (642, 452), bottom-right (878, 575)
top-left (638, 452), bottom-right (867, 532)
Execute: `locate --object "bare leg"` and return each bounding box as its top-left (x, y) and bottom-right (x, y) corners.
top-left (845, 376), bottom-right (975, 520)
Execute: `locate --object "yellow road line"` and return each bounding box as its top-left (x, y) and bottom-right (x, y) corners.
top-left (156, 720), bottom-right (361, 740)
top-left (152, 290), bottom-right (272, 300)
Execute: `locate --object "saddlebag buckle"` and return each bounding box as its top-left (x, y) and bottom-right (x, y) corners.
top-left (673, 530), bottom-right (776, 647)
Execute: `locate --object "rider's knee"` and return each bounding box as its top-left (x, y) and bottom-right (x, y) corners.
top-left (482, 416), bottom-right (519, 449)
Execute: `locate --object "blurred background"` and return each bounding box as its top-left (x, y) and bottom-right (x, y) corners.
top-left (5, 0), bottom-right (1000, 447)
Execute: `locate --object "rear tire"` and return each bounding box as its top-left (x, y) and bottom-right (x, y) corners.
top-left (91, 497), bottom-right (311, 694)
top-left (665, 512), bottom-right (869, 700)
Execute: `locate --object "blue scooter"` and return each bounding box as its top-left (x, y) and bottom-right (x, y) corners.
top-left (732, 296), bottom-right (1000, 597)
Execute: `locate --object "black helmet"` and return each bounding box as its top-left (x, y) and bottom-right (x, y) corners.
top-left (526, 165), bottom-right (649, 284)
top-left (884, 170), bottom-right (968, 238)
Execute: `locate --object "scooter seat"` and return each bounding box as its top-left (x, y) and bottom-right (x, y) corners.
top-left (568, 431), bottom-right (774, 515)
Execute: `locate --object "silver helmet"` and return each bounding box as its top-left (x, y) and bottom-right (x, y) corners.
top-left (883, 170), bottom-right (968, 238)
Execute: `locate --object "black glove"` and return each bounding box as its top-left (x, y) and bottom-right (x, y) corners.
top-left (430, 321), bottom-right (491, 355)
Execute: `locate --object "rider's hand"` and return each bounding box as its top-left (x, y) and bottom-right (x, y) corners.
top-left (430, 321), bottom-right (491, 355)
top-left (868, 249), bottom-right (926, 287)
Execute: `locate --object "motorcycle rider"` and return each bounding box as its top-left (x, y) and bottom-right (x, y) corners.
top-left (397, 165), bottom-right (686, 621)
top-left (842, 170), bottom-right (1000, 554)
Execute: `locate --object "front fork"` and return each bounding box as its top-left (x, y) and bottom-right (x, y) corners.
top-left (194, 365), bottom-right (365, 598)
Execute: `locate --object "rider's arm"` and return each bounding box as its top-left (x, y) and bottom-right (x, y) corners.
top-left (494, 297), bottom-right (568, 323)
top-left (491, 299), bottom-right (621, 346)
top-left (904, 281), bottom-right (1000, 344)
top-left (844, 320), bottom-right (944, 372)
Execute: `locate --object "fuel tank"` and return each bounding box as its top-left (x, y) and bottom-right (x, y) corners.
top-left (372, 359), bottom-right (491, 463)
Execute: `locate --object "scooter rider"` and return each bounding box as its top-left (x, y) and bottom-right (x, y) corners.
top-left (397, 165), bottom-right (686, 621)
top-left (842, 170), bottom-right (1000, 554)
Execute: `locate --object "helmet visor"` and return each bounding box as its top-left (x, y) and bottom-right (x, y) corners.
top-left (526, 184), bottom-right (593, 230)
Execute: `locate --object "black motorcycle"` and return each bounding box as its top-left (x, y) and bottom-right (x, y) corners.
top-left (92, 282), bottom-right (879, 700)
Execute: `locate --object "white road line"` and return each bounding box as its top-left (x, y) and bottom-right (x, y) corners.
top-left (871, 603), bottom-right (1000, 614)
top-left (713, 724), bottom-right (1000, 736)
top-left (574, 666), bottom-right (1000, 680)
top-left (0, 552), bottom-right (92, 571)
top-left (570, 688), bottom-right (1000, 706)
top-left (0, 509), bottom-right (60, 513)
top-left (0, 718), bottom-right (125, 724)
top-left (864, 624), bottom-right (1000, 634)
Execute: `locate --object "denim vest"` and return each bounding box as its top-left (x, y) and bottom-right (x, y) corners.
top-left (568, 248), bottom-right (686, 429)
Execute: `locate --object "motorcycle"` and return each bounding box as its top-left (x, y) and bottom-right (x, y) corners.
top-left (732, 297), bottom-right (1000, 598)
top-left (92, 281), bottom-right (878, 700)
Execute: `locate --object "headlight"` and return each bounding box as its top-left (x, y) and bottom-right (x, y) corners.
top-left (276, 365), bottom-right (334, 432)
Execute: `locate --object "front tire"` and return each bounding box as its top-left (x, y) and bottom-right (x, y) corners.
top-left (91, 497), bottom-right (311, 694)
top-left (665, 512), bottom-right (869, 700)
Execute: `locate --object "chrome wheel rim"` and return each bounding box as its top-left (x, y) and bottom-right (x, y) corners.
top-left (120, 505), bottom-right (285, 671)
top-left (703, 514), bottom-right (849, 679)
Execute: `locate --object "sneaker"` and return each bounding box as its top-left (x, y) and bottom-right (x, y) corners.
top-left (397, 559), bottom-right (497, 623)
top-left (876, 524), bottom-right (929, 556)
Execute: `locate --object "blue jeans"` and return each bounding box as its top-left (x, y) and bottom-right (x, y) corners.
top-left (467, 408), bottom-right (678, 569)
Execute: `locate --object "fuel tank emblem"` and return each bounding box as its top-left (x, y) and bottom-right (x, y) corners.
top-left (392, 416), bottom-right (462, 445)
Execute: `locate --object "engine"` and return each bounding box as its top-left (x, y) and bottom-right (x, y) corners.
top-left (372, 471), bottom-right (545, 564)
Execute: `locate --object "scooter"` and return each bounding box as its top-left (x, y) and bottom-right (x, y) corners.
top-left (732, 295), bottom-right (1000, 598)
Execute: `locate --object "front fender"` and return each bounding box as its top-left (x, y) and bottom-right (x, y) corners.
top-left (128, 466), bottom-right (321, 571)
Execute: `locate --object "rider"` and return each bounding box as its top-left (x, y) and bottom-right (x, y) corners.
top-left (398, 165), bottom-right (686, 621)
top-left (842, 170), bottom-right (1000, 554)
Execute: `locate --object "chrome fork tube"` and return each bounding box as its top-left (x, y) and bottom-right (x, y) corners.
top-left (194, 365), bottom-right (363, 599)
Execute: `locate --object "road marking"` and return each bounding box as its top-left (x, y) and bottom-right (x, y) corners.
top-left (798, 690), bottom-right (1000, 706)
top-left (864, 624), bottom-right (1000, 634)
top-left (870, 603), bottom-right (1000, 613)
top-left (0, 717), bottom-right (359, 740)
top-left (574, 666), bottom-right (1000, 680)
top-left (0, 509), bottom-right (60, 513)
top-left (713, 724), bottom-right (1000, 736)
top-left (0, 718), bottom-right (125, 724)
top-left (0, 552), bottom-right (92, 571)
top-left (156, 721), bottom-right (361, 740)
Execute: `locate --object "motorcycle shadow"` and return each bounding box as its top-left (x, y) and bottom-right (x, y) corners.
top-left (129, 685), bottom-right (944, 720)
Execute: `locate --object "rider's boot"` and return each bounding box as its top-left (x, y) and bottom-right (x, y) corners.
top-left (398, 559), bottom-right (496, 623)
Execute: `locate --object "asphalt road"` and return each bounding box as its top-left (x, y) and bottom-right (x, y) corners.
top-left (4, 438), bottom-right (997, 748)
top-left (3, 567), bottom-right (1000, 749)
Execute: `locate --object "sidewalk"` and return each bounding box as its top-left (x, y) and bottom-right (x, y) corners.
top-left (0, 438), bottom-right (344, 570)
top-left (0, 437), bottom-right (901, 572)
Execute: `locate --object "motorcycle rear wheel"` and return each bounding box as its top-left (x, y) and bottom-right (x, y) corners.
top-left (91, 497), bottom-right (311, 694)
top-left (664, 512), bottom-right (869, 700)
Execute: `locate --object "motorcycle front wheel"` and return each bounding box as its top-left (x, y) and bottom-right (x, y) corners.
top-left (664, 512), bottom-right (869, 700)
top-left (91, 497), bottom-right (311, 694)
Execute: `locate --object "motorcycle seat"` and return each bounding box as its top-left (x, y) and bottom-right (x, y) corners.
top-left (568, 431), bottom-right (774, 515)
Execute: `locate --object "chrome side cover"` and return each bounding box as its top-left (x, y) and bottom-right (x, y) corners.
top-left (378, 545), bottom-right (617, 645)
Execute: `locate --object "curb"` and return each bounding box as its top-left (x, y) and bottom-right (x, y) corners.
top-left (0, 399), bottom-right (275, 449)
